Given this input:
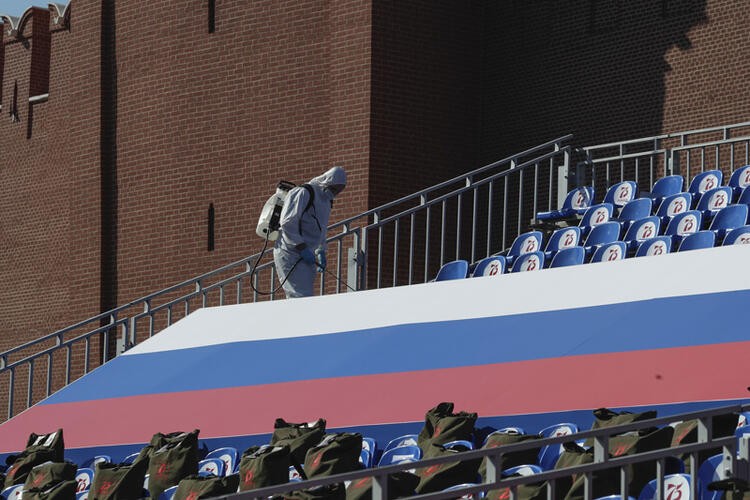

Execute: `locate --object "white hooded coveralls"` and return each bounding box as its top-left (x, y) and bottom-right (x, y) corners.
top-left (273, 166), bottom-right (346, 298)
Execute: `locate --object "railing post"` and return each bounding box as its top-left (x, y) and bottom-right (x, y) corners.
top-left (372, 471), bottom-right (388, 500)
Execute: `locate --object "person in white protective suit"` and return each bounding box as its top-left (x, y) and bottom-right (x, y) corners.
top-left (273, 166), bottom-right (347, 298)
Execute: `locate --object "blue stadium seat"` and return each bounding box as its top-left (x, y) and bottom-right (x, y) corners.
top-left (537, 423), bottom-right (579, 471)
top-left (723, 225), bottom-right (750, 245)
top-left (709, 204), bottom-right (749, 241)
top-left (435, 260), bottom-right (469, 281)
top-left (695, 186), bottom-right (732, 221)
top-left (543, 226), bottom-right (581, 262)
top-left (583, 221), bottom-right (621, 258)
top-left (121, 452), bottom-right (140, 465)
top-left (688, 169), bottom-right (723, 207)
top-left (289, 465), bottom-right (303, 482)
top-left (612, 197), bottom-right (653, 233)
top-left (549, 246), bottom-right (585, 268)
top-left (502, 464), bottom-right (543, 477)
top-left (664, 210), bottom-right (702, 248)
top-left (603, 181), bottom-right (638, 214)
top-left (361, 437), bottom-right (377, 468)
top-left (590, 241), bottom-right (627, 263)
top-left (634, 236), bottom-right (672, 257)
top-left (637, 473), bottom-right (691, 500)
top-left (0, 485), bottom-right (23, 500)
top-left (198, 457), bottom-right (226, 477)
top-left (536, 186), bottom-right (595, 222)
top-left (579, 203), bottom-right (614, 238)
top-left (75, 468), bottom-right (95, 492)
top-left (510, 251), bottom-right (545, 273)
top-left (622, 216), bottom-right (661, 253)
top-left (655, 192), bottom-right (692, 228)
top-left (647, 175), bottom-right (684, 207)
top-left (205, 446), bottom-right (239, 475)
top-left (443, 440), bottom-right (474, 451)
top-left (158, 486), bottom-right (178, 500)
top-left (384, 434), bottom-right (419, 453)
top-left (738, 412), bottom-right (750, 428)
top-left (728, 165), bottom-right (750, 201)
top-left (81, 455), bottom-right (111, 469)
top-left (678, 230), bottom-right (715, 252)
top-left (737, 186), bottom-right (750, 209)
top-left (504, 231), bottom-right (544, 268)
top-left (378, 445), bottom-right (421, 466)
top-left (77, 492), bottom-right (89, 500)
top-left (471, 255), bottom-right (506, 277)
top-left (442, 483), bottom-right (484, 499)
top-left (697, 454), bottom-right (725, 500)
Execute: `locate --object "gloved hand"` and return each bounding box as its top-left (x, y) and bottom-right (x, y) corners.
top-left (299, 247), bottom-right (316, 265)
top-left (315, 248), bottom-right (327, 273)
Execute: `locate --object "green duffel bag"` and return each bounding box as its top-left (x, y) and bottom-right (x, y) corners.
top-left (23, 480), bottom-right (78, 500)
top-left (585, 408), bottom-right (657, 444)
top-left (414, 442), bottom-right (481, 494)
top-left (24, 461), bottom-right (77, 492)
top-left (417, 402), bottom-right (477, 449)
top-left (88, 457), bottom-right (149, 500)
top-left (479, 430), bottom-right (542, 479)
top-left (671, 413), bottom-right (738, 468)
top-left (345, 471), bottom-right (420, 500)
top-left (4, 429), bottom-right (65, 488)
top-left (173, 473), bottom-right (240, 499)
top-left (146, 429), bottom-right (201, 499)
top-left (270, 418), bottom-right (326, 478)
top-left (238, 444), bottom-right (291, 491)
top-left (273, 483), bottom-right (346, 500)
top-left (304, 433), bottom-right (362, 479)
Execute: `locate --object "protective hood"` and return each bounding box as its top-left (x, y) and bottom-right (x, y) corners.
top-left (309, 166), bottom-right (347, 192)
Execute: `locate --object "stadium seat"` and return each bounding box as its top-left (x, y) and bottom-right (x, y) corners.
top-left (198, 457), bottom-right (226, 477)
top-left (655, 192), bottom-right (692, 228)
top-left (634, 236), bottom-right (672, 257)
top-left (471, 255), bottom-right (506, 277)
top-left (441, 483), bottom-right (483, 499)
top-left (737, 185), bottom-right (750, 209)
top-left (678, 230), bottom-right (715, 252)
top-left (582, 221), bottom-right (621, 257)
top-left (738, 412), bottom-right (750, 428)
top-left (289, 465), bottom-right (303, 482)
top-left (503, 231), bottom-right (544, 268)
top-left (362, 437), bottom-right (377, 458)
top-left (688, 169), bottom-right (723, 207)
top-left (121, 452), bottom-right (140, 464)
top-left (510, 251), bottom-right (545, 272)
top-left (646, 175), bottom-right (684, 207)
top-left (443, 440), bottom-right (475, 451)
top-left (709, 204), bottom-right (749, 241)
top-left (535, 186), bottom-right (595, 223)
top-left (697, 454), bottom-right (725, 500)
top-left (205, 446), bottom-right (239, 475)
top-left (637, 473), bottom-right (691, 500)
top-left (543, 226), bottom-right (581, 261)
top-left (603, 181), bottom-right (638, 214)
top-left (664, 210), bottom-right (702, 248)
top-left (378, 445), bottom-right (422, 466)
top-left (549, 246), bottom-right (585, 268)
top-left (723, 225), bottom-right (750, 245)
top-left (579, 203), bottom-right (614, 238)
top-left (81, 455), bottom-right (111, 469)
top-left (622, 216), bottom-right (661, 253)
top-left (502, 464), bottom-right (543, 477)
top-left (77, 492), bottom-right (89, 500)
top-left (384, 434), bottom-right (419, 453)
top-left (537, 423), bottom-right (579, 471)
top-left (75, 468), bottom-right (95, 492)
top-left (590, 241), bottom-right (627, 263)
top-left (158, 485), bottom-right (178, 500)
top-left (612, 197), bottom-right (653, 233)
top-left (0, 485), bottom-right (23, 500)
top-left (695, 186), bottom-right (732, 221)
top-left (728, 165), bottom-right (750, 201)
top-left (435, 260), bottom-right (469, 281)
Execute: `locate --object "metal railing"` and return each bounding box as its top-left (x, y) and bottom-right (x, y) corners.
top-left (0, 135), bottom-right (573, 421)
top-left (218, 403), bottom-right (750, 500)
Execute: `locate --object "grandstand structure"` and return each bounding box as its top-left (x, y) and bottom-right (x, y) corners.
top-left (1, 1), bottom-right (750, 499)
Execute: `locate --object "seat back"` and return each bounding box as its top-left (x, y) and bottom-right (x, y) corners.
top-left (75, 468), bottom-right (95, 493)
top-left (205, 446), bottom-right (239, 475)
top-left (158, 485), bottom-right (178, 500)
top-left (472, 256), bottom-right (506, 277)
top-left (656, 192), bottom-right (692, 220)
top-left (591, 241), bottom-right (627, 262)
top-left (584, 221), bottom-right (621, 247)
top-left (623, 216), bottom-right (660, 244)
top-left (664, 210), bottom-right (702, 237)
top-left (635, 236), bottom-right (671, 257)
top-left (697, 454), bottom-right (725, 500)
top-left (360, 437), bottom-right (377, 468)
top-left (1, 485), bottom-right (24, 500)
top-left (616, 198), bottom-right (653, 224)
top-left (723, 225), bottom-right (750, 245)
top-left (502, 464), bottom-right (543, 477)
top-left (511, 251), bottom-right (544, 272)
top-left (603, 181), bottom-right (637, 210)
top-left (688, 169), bottom-right (723, 199)
top-left (579, 203), bottom-right (614, 230)
top-left (710, 204), bottom-right (749, 232)
top-left (562, 186), bottom-right (595, 212)
top-left (678, 231), bottom-right (715, 251)
top-left (728, 165), bottom-right (750, 198)
top-left (550, 247), bottom-right (585, 268)
top-left (435, 260), bottom-right (469, 281)
top-left (738, 186), bottom-right (750, 208)
top-left (198, 457), bottom-right (226, 477)
top-left (650, 175), bottom-right (684, 201)
top-left (507, 230), bottom-right (543, 257)
top-left (637, 473), bottom-right (691, 500)
top-left (696, 186), bottom-right (732, 215)
top-left (384, 434), bottom-right (419, 453)
top-left (443, 440), bottom-right (474, 451)
top-left (537, 423), bottom-right (579, 471)
top-left (378, 445), bottom-right (421, 466)
top-left (545, 227), bottom-right (581, 253)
